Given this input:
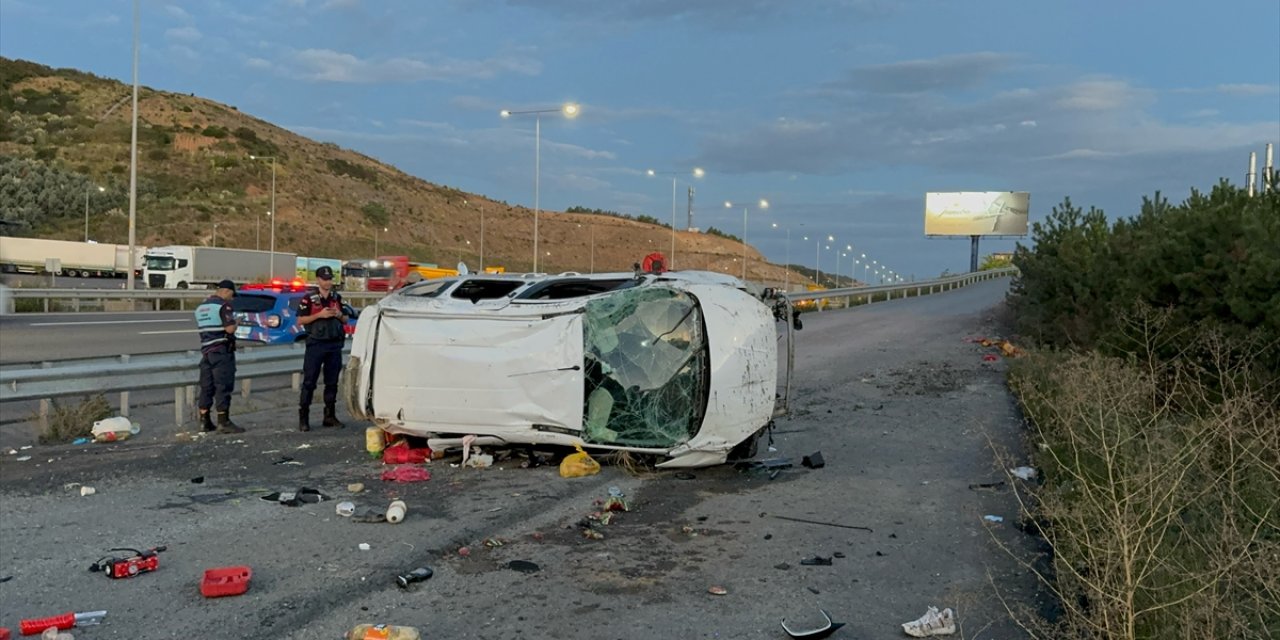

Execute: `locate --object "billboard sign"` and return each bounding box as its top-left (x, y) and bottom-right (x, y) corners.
top-left (924, 191), bottom-right (1029, 236)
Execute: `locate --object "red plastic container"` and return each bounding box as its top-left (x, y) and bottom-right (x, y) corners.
top-left (200, 566), bottom-right (252, 598)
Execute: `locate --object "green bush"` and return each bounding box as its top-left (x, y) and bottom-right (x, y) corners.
top-left (201, 125), bottom-right (228, 138)
top-left (1009, 181), bottom-right (1280, 397)
top-left (327, 157), bottom-right (379, 183)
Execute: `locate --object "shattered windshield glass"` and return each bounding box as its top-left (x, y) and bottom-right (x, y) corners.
top-left (582, 286), bottom-right (708, 448)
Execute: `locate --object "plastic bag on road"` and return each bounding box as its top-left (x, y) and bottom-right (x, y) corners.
top-left (559, 445), bottom-right (600, 478)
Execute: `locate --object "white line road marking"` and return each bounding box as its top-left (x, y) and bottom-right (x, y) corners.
top-left (29, 319), bottom-right (189, 327)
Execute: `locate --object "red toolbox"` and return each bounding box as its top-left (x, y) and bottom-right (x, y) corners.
top-left (200, 566), bottom-right (252, 598)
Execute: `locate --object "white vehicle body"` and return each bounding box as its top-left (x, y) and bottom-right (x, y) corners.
top-left (143, 245), bottom-right (297, 289)
top-left (344, 270), bottom-right (780, 468)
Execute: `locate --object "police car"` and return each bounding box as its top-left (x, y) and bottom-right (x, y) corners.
top-left (232, 279), bottom-right (357, 344)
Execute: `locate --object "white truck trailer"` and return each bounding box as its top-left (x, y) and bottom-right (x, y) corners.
top-left (143, 246), bottom-right (298, 289)
top-left (0, 237), bottom-right (123, 277)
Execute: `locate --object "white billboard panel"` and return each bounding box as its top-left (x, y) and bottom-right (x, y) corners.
top-left (924, 191), bottom-right (1029, 236)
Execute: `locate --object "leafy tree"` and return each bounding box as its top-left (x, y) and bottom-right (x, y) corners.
top-left (361, 201), bottom-right (389, 227)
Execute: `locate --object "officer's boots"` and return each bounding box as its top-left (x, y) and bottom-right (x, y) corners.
top-left (322, 403), bottom-right (345, 429)
top-left (199, 410), bottom-right (216, 433)
top-left (216, 410), bottom-right (245, 434)
top-left (299, 407), bottom-right (311, 432)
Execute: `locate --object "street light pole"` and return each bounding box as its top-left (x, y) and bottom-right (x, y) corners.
top-left (724, 198), bottom-right (769, 282)
top-left (212, 223), bottom-right (219, 247)
top-left (772, 222), bottom-right (791, 292)
top-left (250, 155), bottom-right (277, 276)
top-left (647, 168), bottom-right (704, 270)
top-left (84, 185), bottom-right (103, 242)
top-left (500, 103), bottom-right (581, 273)
top-left (126, 0), bottom-right (139, 289)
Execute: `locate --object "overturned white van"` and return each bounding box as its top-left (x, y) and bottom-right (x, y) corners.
top-left (343, 269), bottom-right (787, 468)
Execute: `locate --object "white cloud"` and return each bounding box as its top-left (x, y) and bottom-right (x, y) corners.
top-left (1055, 78), bottom-right (1147, 111)
top-left (1020, 120), bottom-right (1038, 127)
top-left (1216, 83), bottom-right (1279, 96)
top-left (164, 26), bottom-right (202, 42)
top-left (322, 0), bottom-right (360, 8)
top-left (164, 5), bottom-right (192, 21)
top-left (835, 52), bottom-right (1018, 94)
top-left (244, 57), bottom-right (273, 70)
top-left (285, 48), bottom-right (541, 83)
top-left (1187, 108), bottom-right (1220, 118)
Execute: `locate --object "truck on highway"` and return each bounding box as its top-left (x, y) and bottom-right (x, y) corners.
top-left (143, 246), bottom-right (297, 289)
top-left (0, 237), bottom-right (142, 278)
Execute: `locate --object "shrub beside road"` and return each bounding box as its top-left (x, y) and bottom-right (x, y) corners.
top-left (1005, 180), bottom-right (1280, 639)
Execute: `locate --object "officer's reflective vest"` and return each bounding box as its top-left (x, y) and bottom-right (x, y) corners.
top-left (195, 297), bottom-right (230, 351)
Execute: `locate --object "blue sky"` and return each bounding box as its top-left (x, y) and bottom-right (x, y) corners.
top-left (2, 0), bottom-right (1278, 279)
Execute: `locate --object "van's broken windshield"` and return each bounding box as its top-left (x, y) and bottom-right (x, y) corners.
top-left (582, 286), bottom-right (708, 448)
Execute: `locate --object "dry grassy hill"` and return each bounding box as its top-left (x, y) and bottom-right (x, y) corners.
top-left (0, 57), bottom-right (808, 285)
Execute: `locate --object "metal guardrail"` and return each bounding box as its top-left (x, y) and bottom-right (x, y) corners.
top-left (1, 343), bottom-right (349, 430)
top-left (4, 288), bottom-right (386, 312)
top-left (782, 267), bottom-right (1016, 307)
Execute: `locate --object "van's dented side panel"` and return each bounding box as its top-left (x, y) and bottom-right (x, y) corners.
top-left (370, 311), bottom-right (585, 437)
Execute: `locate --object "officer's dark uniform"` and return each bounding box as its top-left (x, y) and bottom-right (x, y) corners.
top-left (195, 280), bottom-right (244, 433)
top-left (298, 265), bottom-right (346, 431)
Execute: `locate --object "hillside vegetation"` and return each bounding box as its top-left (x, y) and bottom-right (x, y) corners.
top-left (0, 57), bottom-right (802, 283)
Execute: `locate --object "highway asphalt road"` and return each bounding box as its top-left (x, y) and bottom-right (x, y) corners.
top-left (0, 312), bottom-right (202, 364)
top-left (0, 278), bottom-right (1049, 638)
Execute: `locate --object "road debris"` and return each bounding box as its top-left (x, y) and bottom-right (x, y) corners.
top-left (350, 507), bottom-right (387, 524)
top-left (396, 567), bottom-right (433, 588)
top-left (347, 483), bottom-right (365, 493)
top-left (260, 487), bottom-right (328, 506)
top-left (507, 560), bottom-right (540, 574)
top-left (799, 556), bottom-right (832, 566)
top-left (382, 441), bottom-right (431, 465)
top-left (801, 451), bottom-right (825, 469)
top-left (190, 476), bottom-right (205, 484)
top-left (901, 606), bottom-right (956, 637)
top-left (983, 515), bottom-right (1004, 523)
top-left (200, 566), bottom-right (251, 598)
top-left (558, 445), bottom-right (600, 478)
top-left (336, 502), bottom-right (356, 517)
top-left (707, 585), bottom-right (728, 596)
top-left (92, 417), bottom-right (139, 443)
top-left (770, 514), bottom-right (873, 533)
top-left (78, 486), bottom-right (95, 497)
top-left (18, 610), bottom-right (104, 636)
top-left (1010, 466), bottom-right (1038, 480)
top-left (381, 465), bottom-right (430, 483)
top-left (386, 500), bottom-right (407, 524)
top-left (358, 543), bottom-right (371, 551)
top-left (781, 609), bottom-right (845, 639)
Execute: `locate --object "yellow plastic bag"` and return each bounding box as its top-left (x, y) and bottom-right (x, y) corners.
top-left (559, 444), bottom-right (601, 478)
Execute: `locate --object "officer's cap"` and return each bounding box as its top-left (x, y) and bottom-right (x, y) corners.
top-left (217, 279), bottom-right (236, 292)
top-left (315, 265), bottom-right (334, 280)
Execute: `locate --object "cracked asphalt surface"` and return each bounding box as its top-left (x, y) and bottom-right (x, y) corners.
top-left (0, 277), bottom-right (1047, 638)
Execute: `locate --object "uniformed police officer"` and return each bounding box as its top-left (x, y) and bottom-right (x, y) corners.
top-left (297, 265), bottom-right (348, 431)
top-left (195, 279), bottom-right (244, 434)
